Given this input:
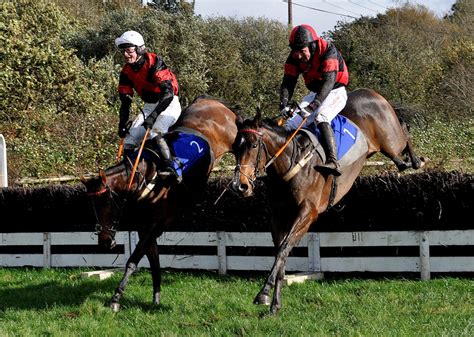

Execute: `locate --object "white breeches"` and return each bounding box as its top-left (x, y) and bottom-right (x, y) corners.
top-left (284, 86), bottom-right (348, 131)
top-left (124, 95), bottom-right (181, 149)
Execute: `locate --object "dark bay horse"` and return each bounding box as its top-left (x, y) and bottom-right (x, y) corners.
top-left (81, 95), bottom-right (240, 312)
top-left (231, 88), bottom-right (423, 314)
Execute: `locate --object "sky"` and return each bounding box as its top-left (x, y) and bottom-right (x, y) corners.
top-left (192, 0), bottom-right (456, 34)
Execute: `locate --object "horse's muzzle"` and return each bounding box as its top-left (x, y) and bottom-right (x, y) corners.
top-left (231, 168), bottom-right (254, 197)
top-left (231, 178), bottom-right (253, 197)
top-left (99, 235), bottom-right (117, 250)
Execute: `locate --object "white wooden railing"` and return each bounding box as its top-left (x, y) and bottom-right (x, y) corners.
top-left (1, 230), bottom-right (473, 280)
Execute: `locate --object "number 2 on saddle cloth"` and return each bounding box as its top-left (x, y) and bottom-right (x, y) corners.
top-left (166, 129), bottom-right (213, 181)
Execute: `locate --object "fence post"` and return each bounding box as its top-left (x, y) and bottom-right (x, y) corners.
top-left (216, 231), bottom-right (227, 275)
top-left (43, 233), bottom-right (51, 268)
top-left (308, 233), bottom-right (321, 272)
top-left (0, 134), bottom-right (7, 187)
top-left (419, 231), bottom-right (431, 280)
top-left (124, 231), bottom-right (132, 265)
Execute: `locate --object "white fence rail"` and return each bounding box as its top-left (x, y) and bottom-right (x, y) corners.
top-left (1, 230), bottom-right (473, 280)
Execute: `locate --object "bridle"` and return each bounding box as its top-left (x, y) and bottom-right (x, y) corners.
top-left (87, 183), bottom-right (125, 236)
top-left (234, 128), bottom-right (271, 188)
top-left (88, 158), bottom-right (157, 236)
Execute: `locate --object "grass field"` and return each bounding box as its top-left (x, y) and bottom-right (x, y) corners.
top-left (0, 268), bottom-right (473, 336)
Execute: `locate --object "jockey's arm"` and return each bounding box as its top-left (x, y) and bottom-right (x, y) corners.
top-left (280, 74), bottom-right (298, 109)
top-left (118, 93), bottom-right (132, 126)
top-left (145, 80), bottom-right (174, 125)
top-left (310, 71), bottom-right (336, 110)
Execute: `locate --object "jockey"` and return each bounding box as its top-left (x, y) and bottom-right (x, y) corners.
top-left (280, 24), bottom-right (349, 176)
top-left (115, 30), bottom-right (181, 178)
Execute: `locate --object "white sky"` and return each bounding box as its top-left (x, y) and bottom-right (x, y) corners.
top-left (192, 0), bottom-right (456, 34)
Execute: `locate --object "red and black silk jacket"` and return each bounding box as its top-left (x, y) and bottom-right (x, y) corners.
top-left (281, 38), bottom-right (349, 102)
top-left (118, 53), bottom-right (179, 125)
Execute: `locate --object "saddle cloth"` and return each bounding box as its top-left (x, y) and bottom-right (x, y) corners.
top-left (130, 127), bottom-right (213, 182)
top-left (299, 114), bottom-right (368, 171)
top-left (167, 127), bottom-right (212, 179)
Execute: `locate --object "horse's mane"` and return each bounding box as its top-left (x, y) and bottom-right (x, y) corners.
top-left (262, 117), bottom-right (290, 139)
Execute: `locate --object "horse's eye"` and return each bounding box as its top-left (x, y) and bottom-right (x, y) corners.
top-left (252, 143), bottom-right (258, 149)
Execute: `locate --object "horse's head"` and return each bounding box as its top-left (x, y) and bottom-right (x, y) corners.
top-left (81, 170), bottom-right (123, 249)
top-left (231, 108), bottom-right (269, 197)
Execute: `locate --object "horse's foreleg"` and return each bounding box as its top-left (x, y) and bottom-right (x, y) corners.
top-left (270, 267), bottom-right (286, 315)
top-left (145, 239), bottom-right (161, 306)
top-left (255, 199), bottom-right (317, 314)
top-left (109, 233), bottom-right (156, 312)
top-left (110, 256), bottom-right (140, 312)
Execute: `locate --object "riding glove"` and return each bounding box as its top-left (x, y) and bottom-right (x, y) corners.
top-left (308, 99), bottom-right (322, 111)
top-left (118, 125), bottom-right (128, 138)
top-left (280, 106), bottom-right (291, 119)
top-left (299, 107), bottom-right (311, 118)
top-left (279, 98), bottom-right (288, 111)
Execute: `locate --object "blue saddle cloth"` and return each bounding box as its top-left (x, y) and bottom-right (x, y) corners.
top-left (168, 131), bottom-right (211, 178)
top-left (304, 115), bottom-right (359, 160)
top-left (130, 131), bottom-right (211, 182)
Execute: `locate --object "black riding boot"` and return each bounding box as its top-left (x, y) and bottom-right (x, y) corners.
top-left (153, 134), bottom-right (181, 182)
top-left (123, 147), bottom-right (134, 160)
top-left (316, 122), bottom-right (342, 176)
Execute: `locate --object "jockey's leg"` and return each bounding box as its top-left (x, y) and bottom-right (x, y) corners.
top-left (313, 87), bottom-right (347, 176)
top-left (148, 96), bottom-right (182, 181)
top-left (316, 122), bottom-right (341, 176)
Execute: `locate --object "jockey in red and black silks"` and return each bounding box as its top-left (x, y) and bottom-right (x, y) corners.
top-left (118, 52), bottom-right (179, 103)
top-left (115, 30), bottom-right (182, 178)
top-left (279, 24), bottom-right (350, 176)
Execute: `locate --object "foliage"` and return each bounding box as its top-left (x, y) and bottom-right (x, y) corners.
top-left (0, 1), bottom-right (118, 179)
top-left (0, 0), bottom-right (472, 183)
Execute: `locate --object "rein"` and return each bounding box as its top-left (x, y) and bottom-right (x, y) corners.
top-left (238, 116), bottom-right (307, 172)
top-left (265, 116), bottom-right (307, 169)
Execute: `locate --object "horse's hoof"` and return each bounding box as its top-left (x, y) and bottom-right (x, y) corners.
top-left (254, 294), bottom-right (271, 306)
top-left (413, 156), bottom-right (425, 169)
top-left (269, 305), bottom-right (280, 315)
top-left (110, 302), bottom-right (120, 312)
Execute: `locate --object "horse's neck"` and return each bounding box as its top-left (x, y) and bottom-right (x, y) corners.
top-left (263, 127), bottom-right (296, 173)
top-left (106, 161), bottom-right (149, 193)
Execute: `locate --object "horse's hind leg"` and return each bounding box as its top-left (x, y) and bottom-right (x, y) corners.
top-left (399, 121), bottom-right (423, 169)
top-left (145, 239), bottom-right (161, 305)
top-left (383, 121), bottom-right (423, 172)
top-left (403, 137), bottom-right (423, 170)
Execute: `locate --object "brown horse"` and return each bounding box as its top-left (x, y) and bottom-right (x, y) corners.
top-left (82, 95), bottom-right (240, 312)
top-left (231, 88), bottom-right (423, 314)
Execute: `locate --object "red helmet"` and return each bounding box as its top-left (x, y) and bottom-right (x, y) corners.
top-left (289, 24), bottom-right (318, 50)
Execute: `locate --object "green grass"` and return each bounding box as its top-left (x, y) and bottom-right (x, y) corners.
top-left (0, 268), bottom-right (473, 336)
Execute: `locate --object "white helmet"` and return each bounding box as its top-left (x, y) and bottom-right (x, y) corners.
top-left (115, 30), bottom-right (145, 48)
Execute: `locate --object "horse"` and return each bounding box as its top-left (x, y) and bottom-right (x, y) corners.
top-left (81, 95), bottom-right (240, 312)
top-left (231, 88), bottom-right (423, 314)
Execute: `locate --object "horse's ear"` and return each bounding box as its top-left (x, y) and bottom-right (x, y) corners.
top-left (236, 114), bottom-right (244, 128)
top-left (254, 107), bottom-right (263, 127)
top-left (99, 170), bottom-right (107, 185)
top-left (79, 176), bottom-right (88, 185)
